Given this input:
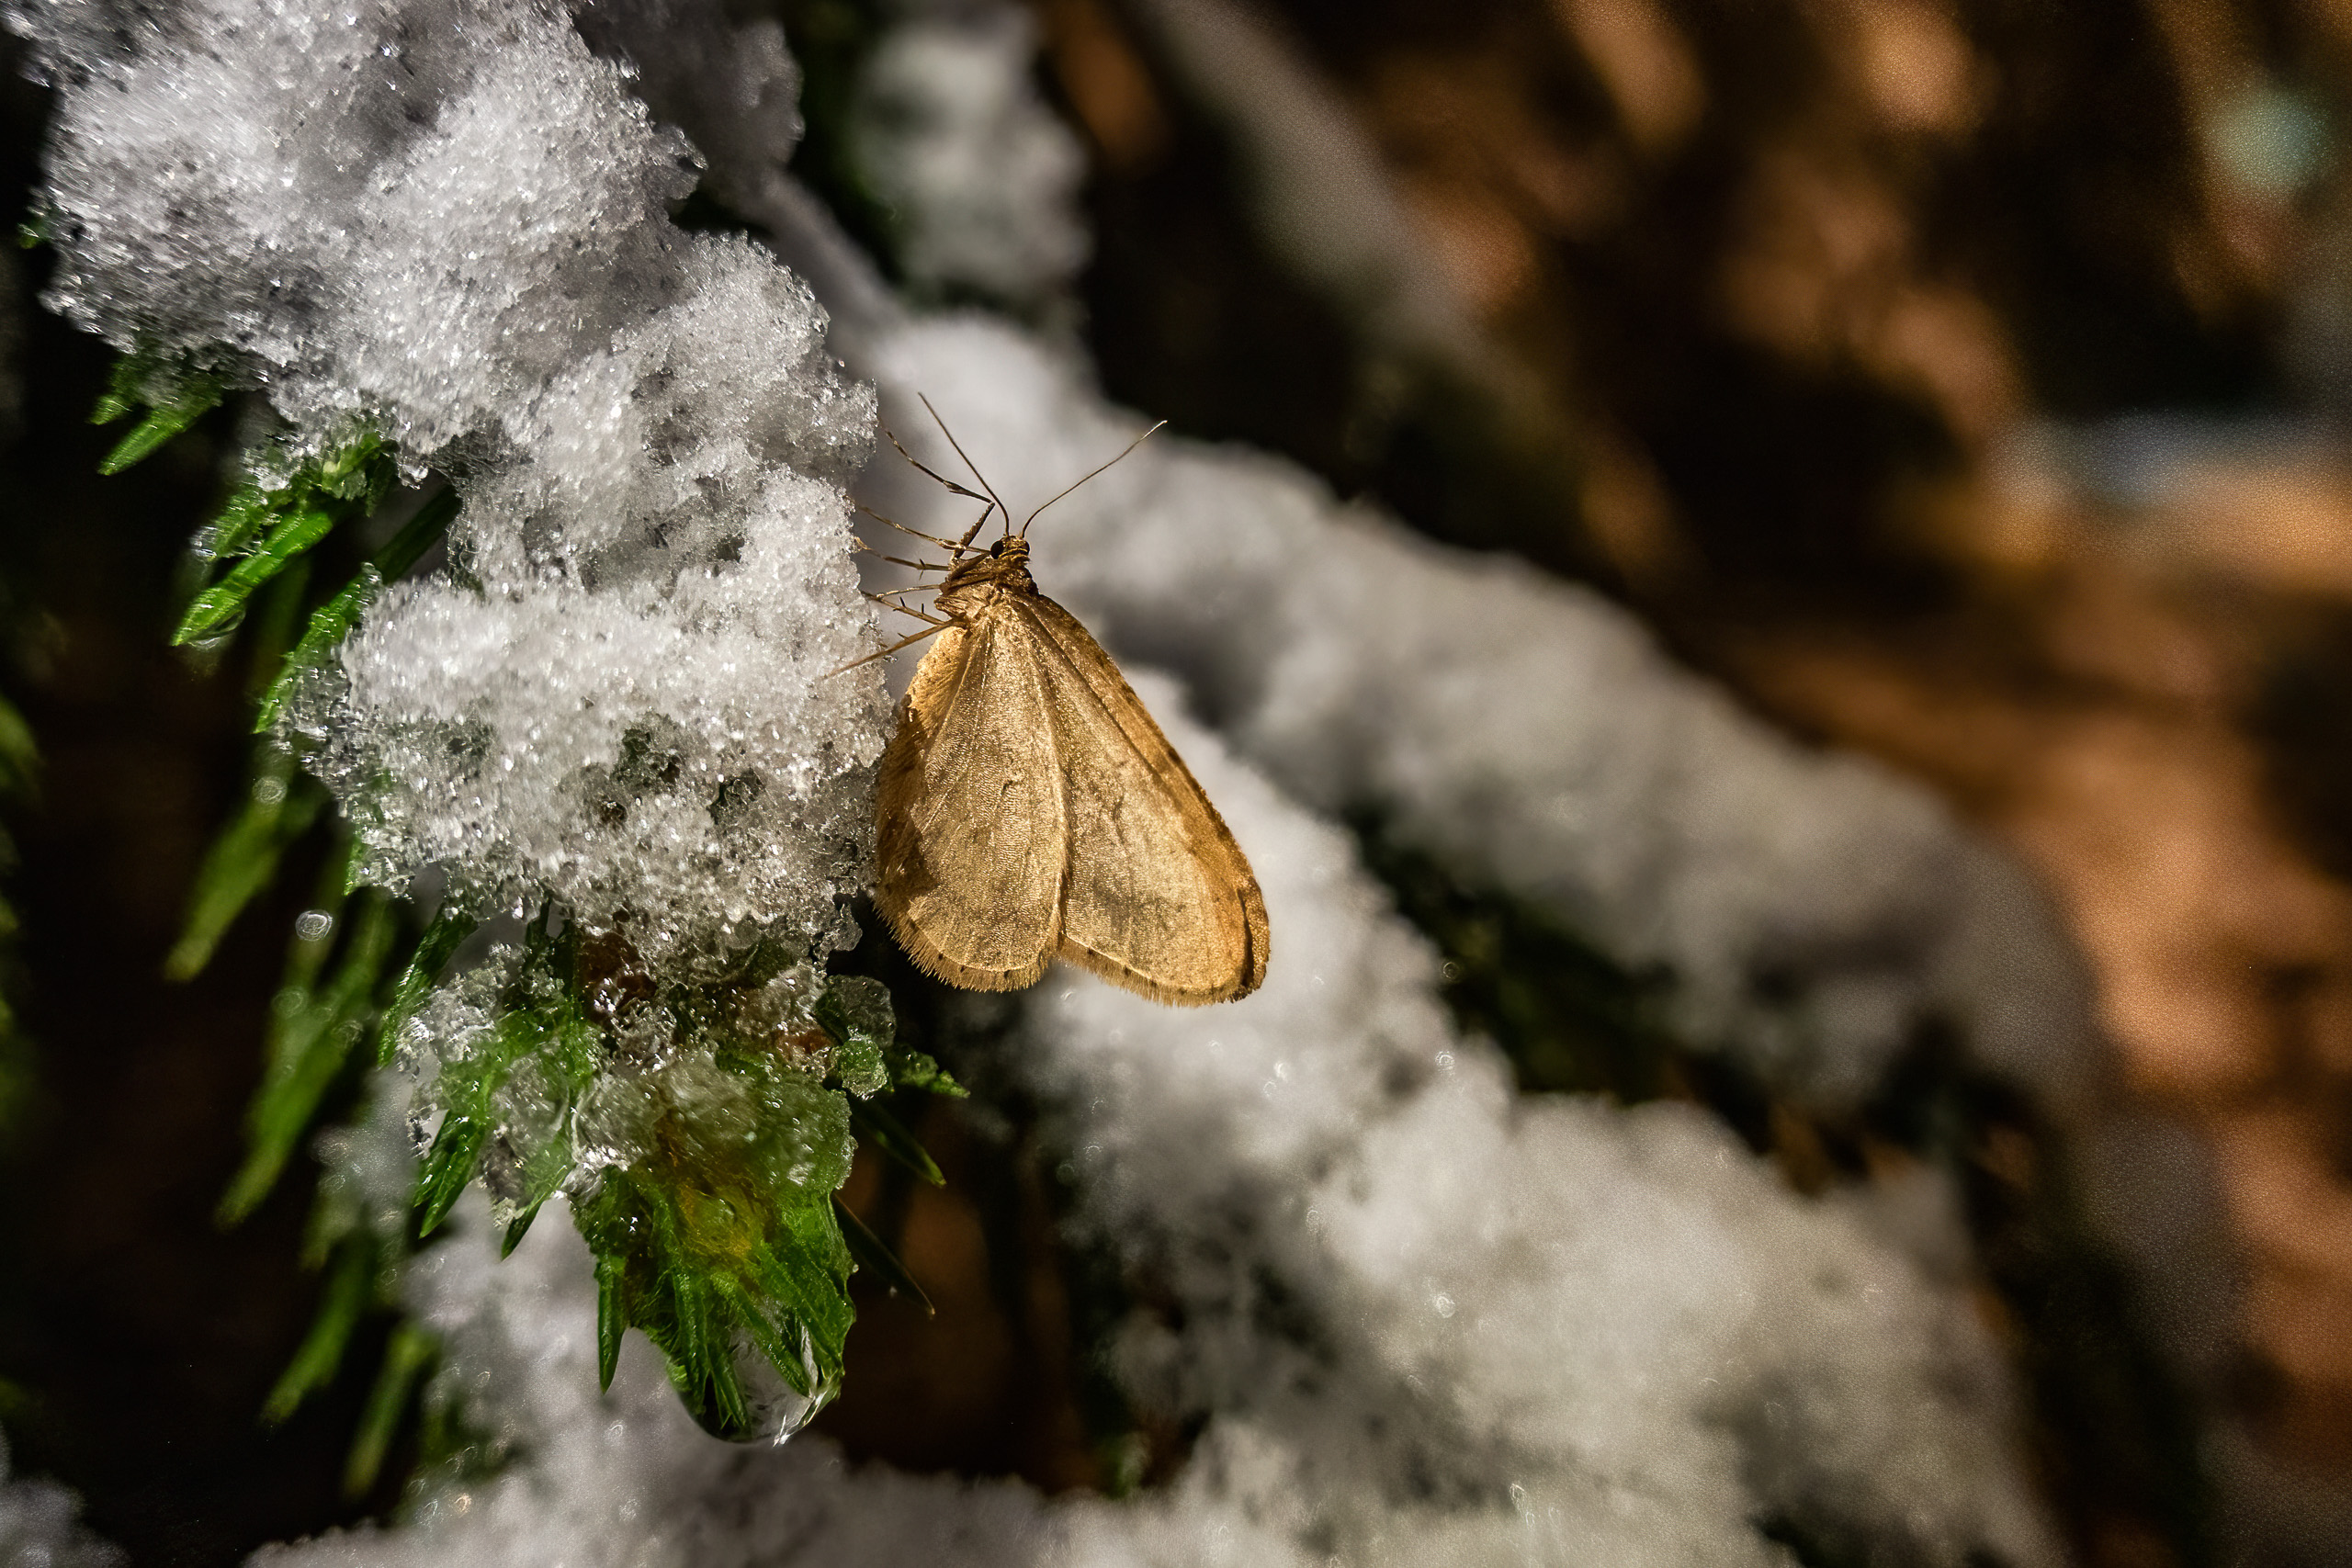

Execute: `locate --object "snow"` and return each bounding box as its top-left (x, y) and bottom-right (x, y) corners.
top-left (14, 1), bottom-right (2088, 1563)
top-left (850, 4), bottom-right (1089, 311)
top-left (17, 0), bottom-right (889, 969)
top-left (265, 696), bottom-right (2059, 1568)
top-left (857, 319), bottom-right (2095, 1110)
top-left (0, 1432), bottom-right (122, 1568)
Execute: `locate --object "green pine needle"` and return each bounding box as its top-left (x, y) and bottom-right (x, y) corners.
top-left (413, 1110), bottom-right (493, 1240)
top-left (99, 367), bottom-right (957, 1465)
top-left (408, 921), bottom-right (594, 1239)
top-left (345, 1322), bottom-right (435, 1500)
top-left (218, 887), bottom-right (401, 1226)
top-left (571, 1055), bottom-right (857, 1440)
top-left (834, 1194), bottom-right (933, 1314)
top-left (764, 1200), bottom-right (858, 1359)
top-left (262, 1234), bottom-right (379, 1424)
top-left (167, 429), bottom-right (400, 648)
top-left (175, 505), bottom-right (336, 644)
top-left (164, 746), bottom-right (325, 982)
top-left (376, 908), bottom-right (477, 1067)
top-left (88, 354), bottom-right (178, 427)
top-left (98, 379), bottom-right (224, 474)
top-left (595, 1252), bottom-right (628, 1392)
top-left (255, 487), bottom-right (460, 733)
top-left (848, 1098), bottom-right (944, 1187)
top-left (886, 1046), bottom-right (967, 1098)
top-left (499, 1200), bottom-right (546, 1259)
top-left (200, 481), bottom-right (280, 565)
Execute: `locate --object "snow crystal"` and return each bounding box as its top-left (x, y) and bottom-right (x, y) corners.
top-left (27, 0), bottom-right (685, 463)
top-left (310, 243), bottom-right (885, 966)
top-left (261, 692), bottom-right (2058, 1568)
top-left (571, 0), bottom-right (806, 213)
top-left (857, 319), bottom-right (2094, 1109)
top-left (17, 0), bottom-right (888, 967)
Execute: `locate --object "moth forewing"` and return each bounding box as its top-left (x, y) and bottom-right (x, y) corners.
top-left (873, 607), bottom-right (1066, 990)
top-left (1012, 595), bottom-right (1269, 1004)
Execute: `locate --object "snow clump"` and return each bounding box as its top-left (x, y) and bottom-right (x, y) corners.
top-left (857, 319), bottom-right (2095, 1110)
top-left (13, 0), bottom-right (888, 969)
top-left (0, 1432), bottom-right (122, 1568)
top-left (261, 699), bottom-right (2062, 1568)
top-left (849, 2), bottom-right (1090, 311)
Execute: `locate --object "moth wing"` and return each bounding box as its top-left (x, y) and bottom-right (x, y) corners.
top-left (1012, 594), bottom-right (1269, 1005)
top-left (874, 608), bottom-right (1068, 990)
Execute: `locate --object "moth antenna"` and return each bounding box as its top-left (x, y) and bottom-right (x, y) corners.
top-left (916, 395), bottom-right (1013, 550)
top-left (1022, 421), bottom-right (1169, 536)
top-left (827, 621), bottom-right (950, 677)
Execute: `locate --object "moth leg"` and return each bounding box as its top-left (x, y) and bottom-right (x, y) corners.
top-left (955, 501), bottom-right (1001, 553)
top-left (915, 396), bottom-right (1012, 536)
top-left (865, 592), bottom-right (949, 626)
top-left (827, 621), bottom-right (951, 677)
top-left (852, 543), bottom-right (948, 573)
top-left (857, 503), bottom-right (962, 553)
top-left (883, 424), bottom-right (997, 556)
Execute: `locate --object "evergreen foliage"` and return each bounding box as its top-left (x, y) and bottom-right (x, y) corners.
top-left (92, 352), bottom-right (939, 1467)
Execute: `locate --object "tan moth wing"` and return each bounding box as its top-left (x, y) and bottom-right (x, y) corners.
top-left (1011, 593), bottom-right (1269, 1004)
top-left (872, 571), bottom-right (1269, 1005)
top-left (874, 610), bottom-right (1066, 990)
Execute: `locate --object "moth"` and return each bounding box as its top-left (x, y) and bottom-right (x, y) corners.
top-left (852, 404), bottom-right (1269, 1006)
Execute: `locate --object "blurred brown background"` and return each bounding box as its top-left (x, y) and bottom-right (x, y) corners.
top-left (1037, 0), bottom-right (2352, 1513)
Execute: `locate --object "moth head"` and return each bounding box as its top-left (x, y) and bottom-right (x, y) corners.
top-left (990, 536), bottom-right (1032, 567)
